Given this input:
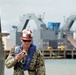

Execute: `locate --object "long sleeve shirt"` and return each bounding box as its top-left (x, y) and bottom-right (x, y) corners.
top-left (5, 48), bottom-right (46, 75)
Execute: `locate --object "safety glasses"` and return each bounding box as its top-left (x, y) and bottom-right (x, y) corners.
top-left (22, 40), bottom-right (31, 42)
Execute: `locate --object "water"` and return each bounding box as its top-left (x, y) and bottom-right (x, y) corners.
top-left (5, 59), bottom-right (76, 75)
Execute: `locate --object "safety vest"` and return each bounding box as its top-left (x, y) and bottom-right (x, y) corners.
top-left (14, 44), bottom-right (36, 71)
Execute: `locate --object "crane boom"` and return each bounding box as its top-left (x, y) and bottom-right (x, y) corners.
top-left (17, 13), bottom-right (45, 32)
top-left (62, 15), bottom-right (76, 31)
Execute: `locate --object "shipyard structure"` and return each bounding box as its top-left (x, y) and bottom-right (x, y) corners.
top-left (4, 13), bottom-right (76, 59)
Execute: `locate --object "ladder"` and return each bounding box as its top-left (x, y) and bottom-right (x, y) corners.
top-left (67, 34), bottom-right (76, 48)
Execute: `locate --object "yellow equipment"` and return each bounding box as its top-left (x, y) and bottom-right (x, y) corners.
top-left (58, 45), bottom-right (65, 50)
top-left (47, 46), bottom-right (53, 50)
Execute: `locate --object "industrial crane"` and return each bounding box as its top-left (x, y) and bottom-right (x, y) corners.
top-left (61, 15), bottom-right (76, 48)
top-left (10, 14), bottom-right (76, 50)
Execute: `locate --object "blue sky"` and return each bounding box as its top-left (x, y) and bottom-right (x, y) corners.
top-left (0, 0), bottom-right (76, 32)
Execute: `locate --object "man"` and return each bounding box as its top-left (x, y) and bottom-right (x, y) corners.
top-left (5, 29), bottom-right (46, 75)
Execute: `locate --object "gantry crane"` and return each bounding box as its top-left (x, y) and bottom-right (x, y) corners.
top-left (17, 13), bottom-right (46, 32)
top-left (61, 15), bottom-right (76, 48)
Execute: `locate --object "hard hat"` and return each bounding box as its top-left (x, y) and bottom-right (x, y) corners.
top-left (20, 29), bottom-right (32, 40)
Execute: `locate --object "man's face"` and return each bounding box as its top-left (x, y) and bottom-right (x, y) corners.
top-left (21, 40), bottom-right (31, 49)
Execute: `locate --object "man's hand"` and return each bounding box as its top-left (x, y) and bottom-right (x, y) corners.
top-left (15, 52), bottom-right (26, 61)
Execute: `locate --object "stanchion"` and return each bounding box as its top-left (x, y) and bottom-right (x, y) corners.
top-left (0, 10), bottom-right (4, 75)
